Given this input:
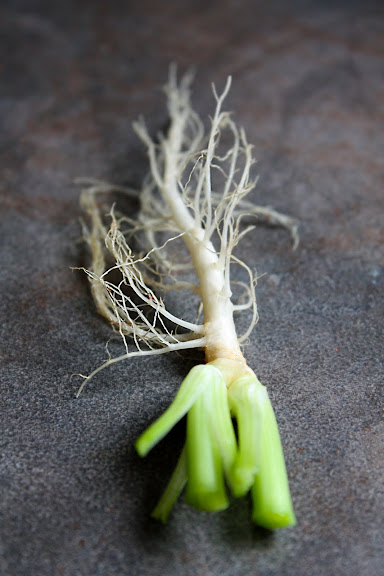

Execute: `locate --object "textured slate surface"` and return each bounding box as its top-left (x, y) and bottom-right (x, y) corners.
top-left (1, 1), bottom-right (383, 575)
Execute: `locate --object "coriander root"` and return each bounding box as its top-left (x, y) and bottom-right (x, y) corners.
top-left (78, 67), bottom-right (297, 528)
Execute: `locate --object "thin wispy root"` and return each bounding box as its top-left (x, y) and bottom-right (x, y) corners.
top-left (78, 68), bottom-right (297, 529)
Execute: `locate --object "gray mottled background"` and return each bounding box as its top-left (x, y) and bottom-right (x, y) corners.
top-left (1, 1), bottom-right (383, 575)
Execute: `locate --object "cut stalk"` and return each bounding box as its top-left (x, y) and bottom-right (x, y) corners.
top-left (151, 446), bottom-right (188, 523)
top-left (251, 394), bottom-right (296, 529)
top-left (227, 375), bottom-right (267, 497)
top-left (185, 379), bottom-right (229, 512)
top-left (135, 364), bottom-right (214, 457)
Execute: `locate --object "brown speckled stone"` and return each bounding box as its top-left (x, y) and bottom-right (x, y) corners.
top-left (1, 1), bottom-right (383, 575)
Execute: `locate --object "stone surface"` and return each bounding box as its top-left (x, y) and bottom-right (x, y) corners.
top-left (1, 1), bottom-right (383, 575)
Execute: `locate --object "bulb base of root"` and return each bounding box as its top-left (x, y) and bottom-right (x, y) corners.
top-left (205, 344), bottom-right (246, 365)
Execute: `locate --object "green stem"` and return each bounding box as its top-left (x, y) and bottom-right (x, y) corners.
top-left (227, 375), bottom-right (266, 497)
top-left (151, 446), bottom-right (188, 523)
top-left (209, 374), bottom-right (237, 479)
top-left (251, 393), bottom-right (296, 529)
top-left (135, 364), bottom-right (216, 456)
top-left (184, 377), bottom-right (229, 512)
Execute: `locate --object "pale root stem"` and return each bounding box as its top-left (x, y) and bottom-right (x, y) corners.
top-left (78, 69), bottom-right (298, 390)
